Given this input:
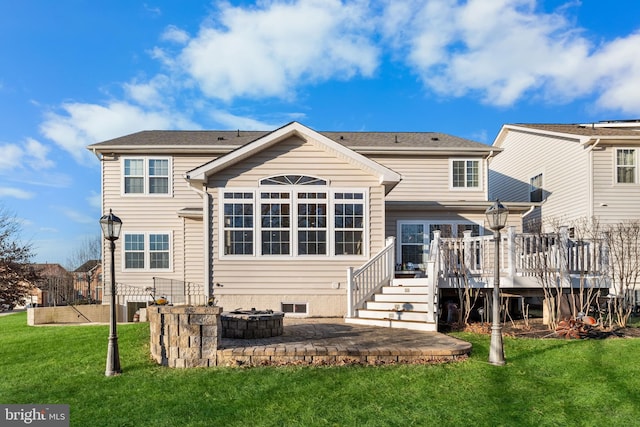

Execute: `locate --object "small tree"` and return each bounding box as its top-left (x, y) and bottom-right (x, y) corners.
top-left (603, 220), bottom-right (640, 328)
top-left (0, 206), bottom-right (40, 307)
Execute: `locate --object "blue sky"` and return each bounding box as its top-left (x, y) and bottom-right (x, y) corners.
top-left (1, 0), bottom-right (640, 267)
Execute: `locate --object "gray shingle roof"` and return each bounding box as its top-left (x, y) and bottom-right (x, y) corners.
top-left (88, 129), bottom-right (491, 151)
top-left (511, 123), bottom-right (640, 137)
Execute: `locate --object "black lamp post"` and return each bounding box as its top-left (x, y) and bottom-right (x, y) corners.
top-left (100, 209), bottom-right (122, 376)
top-left (485, 199), bottom-right (509, 366)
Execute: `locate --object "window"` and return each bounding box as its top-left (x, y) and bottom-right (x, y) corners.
top-left (123, 157), bottom-right (171, 195)
top-left (123, 232), bottom-right (171, 270)
top-left (298, 192), bottom-right (327, 255)
top-left (281, 302), bottom-right (308, 315)
top-left (334, 192), bottom-right (364, 255)
top-left (261, 192), bottom-right (291, 255)
top-left (220, 177), bottom-right (366, 258)
top-left (530, 173), bottom-right (543, 202)
top-left (616, 149), bottom-right (636, 184)
top-left (451, 159), bottom-right (480, 188)
top-left (223, 192), bottom-right (254, 255)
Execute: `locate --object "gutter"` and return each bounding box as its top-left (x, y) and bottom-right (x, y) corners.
top-left (586, 139), bottom-right (600, 218)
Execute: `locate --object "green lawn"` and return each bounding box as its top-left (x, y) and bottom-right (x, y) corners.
top-left (2, 312), bottom-right (639, 427)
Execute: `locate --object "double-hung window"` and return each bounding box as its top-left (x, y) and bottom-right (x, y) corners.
top-left (223, 192), bottom-right (254, 255)
top-left (334, 192), bottom-right (364, 255)
top-left (616, 148), bottom-right (636, 184)
top-left (123, 232), bottom-right (171, 270)
top-left (220, 176), bottom-right (366, 258)
top-left (451, 159), bottom-right (480, 189)
top-left (123, 157), bottom-right (171, 195)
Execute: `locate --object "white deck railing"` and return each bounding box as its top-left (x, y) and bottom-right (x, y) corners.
top-left (437, 226), bottom-right (609, 282)
top-left (347, 237), bottom-right (395, 318)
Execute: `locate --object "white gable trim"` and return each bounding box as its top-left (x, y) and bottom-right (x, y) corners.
top-left (185, 122), bottom-right (401, 189)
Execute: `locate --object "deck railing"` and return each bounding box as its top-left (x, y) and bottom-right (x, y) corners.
top-left (437, 226), bottom-right (609, 282)
top-left (347, 237), bottom-right (395, 318)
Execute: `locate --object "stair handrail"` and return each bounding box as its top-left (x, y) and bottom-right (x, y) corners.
top-left (347, 237), bottom-right (395, 318)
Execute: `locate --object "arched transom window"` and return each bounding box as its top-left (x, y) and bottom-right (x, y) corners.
top-left (221, 175), bottom-right (366, 258)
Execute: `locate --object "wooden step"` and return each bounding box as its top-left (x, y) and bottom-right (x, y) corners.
top-left (365, 301), bottom-right (432, 311)
top-left (373, 293), bottom-right (431, 303)
top-left (357, 309), bottom-right (431, 322)
top-left (382, 286), bottom-right (429, 295)
top-left (345, 317), bottom-right (437, 332)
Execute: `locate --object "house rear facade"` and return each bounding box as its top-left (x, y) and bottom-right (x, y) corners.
top-left (89, 122), bottom-right (523, 318)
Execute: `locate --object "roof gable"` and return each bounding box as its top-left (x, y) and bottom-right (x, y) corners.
top-left (186, 122), bottom-right (402, 191)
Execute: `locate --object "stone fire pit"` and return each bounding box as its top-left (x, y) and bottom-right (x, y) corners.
top-left (221, 309), bottom-right (284, 339)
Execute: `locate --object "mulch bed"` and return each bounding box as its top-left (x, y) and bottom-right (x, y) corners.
top-left (442, 318), bottom-right (640, 339)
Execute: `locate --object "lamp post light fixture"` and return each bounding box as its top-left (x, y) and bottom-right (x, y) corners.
top-left (485, 199), bottom-right (509, 366)
top-left (100, 209), bottom-right (123, 376)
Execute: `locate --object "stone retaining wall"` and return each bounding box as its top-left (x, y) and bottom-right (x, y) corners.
top-left (148, 306), bottom-right (222, 368)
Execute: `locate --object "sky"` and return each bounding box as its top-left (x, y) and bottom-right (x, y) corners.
top-left (1, 0), bottom-right (640, 267)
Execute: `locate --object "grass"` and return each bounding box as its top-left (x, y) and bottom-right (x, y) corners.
top-left (2, 312), bottom-right (640, 427)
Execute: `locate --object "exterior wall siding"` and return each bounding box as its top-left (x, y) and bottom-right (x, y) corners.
top-left (489, 131), bottom-right (590, 227)
top-left (371, 155), bottom-right (488, 202)
top-left (592, 143), bottom-right (640, 224)
top-left (101, 154), bottom-right (215, 291)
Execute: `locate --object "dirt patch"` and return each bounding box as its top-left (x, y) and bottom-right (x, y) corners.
top-left (442, 318), bottom-right (640, 339)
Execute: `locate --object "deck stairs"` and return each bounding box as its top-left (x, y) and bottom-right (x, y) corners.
top-left (345, 277), bottom-right (438, 332)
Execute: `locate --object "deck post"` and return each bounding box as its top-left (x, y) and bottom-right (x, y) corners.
top-left (559, 226), bottom-right (571, 288)
top-left (507, 226), bottom-right (516, 278)
top-left (347, 266), bottom-right (354, 318)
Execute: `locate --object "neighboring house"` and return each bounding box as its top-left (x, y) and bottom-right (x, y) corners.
top-left (72, 260), bottom-right (102, 302)
top-left (30, 263), bottom-right (74, 307)
top-left (88, 121), bottom-right (531, 322)
top-left (488, 121), bottom-right (640, 231)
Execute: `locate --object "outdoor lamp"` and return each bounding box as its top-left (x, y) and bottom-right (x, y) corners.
top-left (100, 209), bottom-right (122, 241)
top-left (485, 199), bottom-right (509, 366)
top-left (100, 209), bottom-right (122, 376)
top-left (485, 199), bottom-right (509, 231)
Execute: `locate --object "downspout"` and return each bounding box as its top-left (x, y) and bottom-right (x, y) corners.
top-left (485, 150), bottom-right (496, 200)
top-left (586, 139), bottom-right (601, 218)
top-left (187, 178), bottom-right (212, 300)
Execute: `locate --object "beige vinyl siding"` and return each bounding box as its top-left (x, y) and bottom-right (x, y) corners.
top-left (592, 143), bottom-right (640, 224)
top-left (490, 131), bottom-right (590, 226)
top-left (102, 154), bottom-right (214, 290)
top-left (371, 155), bottom-right (487, 202)
top-left (183, 217), bottom-right (205, 287)
top-left (207, 136), bottom-right (385, 300)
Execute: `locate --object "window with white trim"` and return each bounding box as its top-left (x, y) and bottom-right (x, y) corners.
top-left (334, 192), bottom-right (364, 255)
top-left (223, 192), bottom-right (254, 255)
top-left (123, 232), bottom-right (171, 270)
top-left (123, 157), bottom-right (171, 195)
top-left (616, 148), bottom-right (636, 184)
top-left (451, 159), bottom-right (480, 189)
top-left (281, 302), bottom-right (308, 315)
top-left (220, 176), bottom-right (366, 258)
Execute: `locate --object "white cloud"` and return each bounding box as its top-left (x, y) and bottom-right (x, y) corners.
top-left (87, 190), bottom-right (101, 210)
top-left (40, 101), bottom-right (197, 164)
top-left (177, 0), bottom-right (379, 100)
top-left (0, 138), bottom-right (54, 173)
top-left (380, 0), bottom-right (640, 113)
top-left (161, 25), bottom-right (190, 44)
top-left (0, 187), bottom-right (34, 199)
top-left (124, 75), bottom-right (171, 108)
top-left (211, 111), bottom-right (278, 130)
